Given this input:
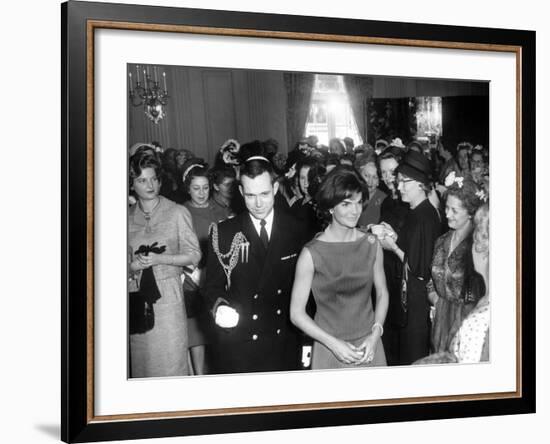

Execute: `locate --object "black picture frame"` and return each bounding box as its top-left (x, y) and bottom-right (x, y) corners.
top-left (62, 1), bottom-right (536, 442)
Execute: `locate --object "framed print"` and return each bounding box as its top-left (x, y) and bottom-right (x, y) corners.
top-left (62, 0), bottom-right (535, 442)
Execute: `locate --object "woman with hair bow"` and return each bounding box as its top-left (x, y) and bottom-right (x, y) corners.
top-left (427, 172), bottom-right (486, 353)
top-left (181, 159), bottom-right (229, 375)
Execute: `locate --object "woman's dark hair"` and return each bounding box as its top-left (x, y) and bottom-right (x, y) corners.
top-left (329, 138), bottom-right (346, 156)
top-left (181, 158), bottom-right (209, 191)
top-left (129, 151), bottom-right (162, 191)
top-left (340, 153), bottom-right (355, 165)
top-left (445, 175), bottom-right (485, 216)
top-left (325, 153), bottom-right (340, 167)
top-left (210, 166), bottom-right (237, 186)
top-left (238, 140), bottom-right (265, 164)
top-left (161, 148), bottom-right (179, 174)
top-left (316, 166), bottom-right (365, 222)
top-left (296, 158), bottom-right (325, 197)
top-left (378, 146), bottom-right (404, 166)
top-left (307, 162), bottom-right (327, 199)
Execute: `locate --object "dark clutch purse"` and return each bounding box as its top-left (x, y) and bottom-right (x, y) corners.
top-left (129, 289), bottom-right (155, 335)
top-left (129, 243), bottom-right (165, 335)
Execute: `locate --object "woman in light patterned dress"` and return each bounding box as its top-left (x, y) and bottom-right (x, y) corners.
top-left (414, 203), bottom-right (489, 365)
top-left (428, 175), bottom-right (485, 353)
top-left (450, 203), bottom-right (490, 362)
top-left (128, 151), bottom-right (201, 378)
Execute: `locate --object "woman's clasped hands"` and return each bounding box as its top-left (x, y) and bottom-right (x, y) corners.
top-left (329, 334), bottom-right (379, 365)
top-left (329, 338), bottom-right (365, 365)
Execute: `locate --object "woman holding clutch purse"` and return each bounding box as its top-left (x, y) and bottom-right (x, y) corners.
top-left (128, 151), bottom-right (201, 378)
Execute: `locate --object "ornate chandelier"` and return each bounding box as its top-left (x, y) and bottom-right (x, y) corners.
top-left (128, 65), bottom-right (169, 124)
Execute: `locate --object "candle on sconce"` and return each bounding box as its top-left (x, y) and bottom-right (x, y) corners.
top-left (163, 72), bottom-right (167, 92)
top-left (154, 66), bottom-right (158, 83)
top-left (129, 72), bottom-right (133, 94)
top-left (136, 65), bottom-right (140, 83)
top-left (143, 69), bottom-right (147, 86)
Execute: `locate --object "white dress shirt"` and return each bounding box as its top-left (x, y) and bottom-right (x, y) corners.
top-left (249, 209), bottom-right (274, 240)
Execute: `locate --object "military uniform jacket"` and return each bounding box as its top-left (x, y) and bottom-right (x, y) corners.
top-left (204, 210), bottom-right (305, 372)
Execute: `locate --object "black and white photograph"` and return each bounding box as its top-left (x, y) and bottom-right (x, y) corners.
top-left (127, 64), bottom-right (490, 378)
top-left (50, 0), bottom-right (539, 442)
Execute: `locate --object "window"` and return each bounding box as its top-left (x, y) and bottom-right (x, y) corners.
top-left (305, 75), bottom-right (362, 146)
top-left (414, 96), bottom-right (442, 147)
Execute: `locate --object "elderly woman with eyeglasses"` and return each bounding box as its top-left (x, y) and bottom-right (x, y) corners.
top-left (374, 147), bottom-right (409, 365)
top-left (373, 150), bottom-right (441, 365)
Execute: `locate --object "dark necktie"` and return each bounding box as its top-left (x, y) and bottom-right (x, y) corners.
top-left (259, 219), bottom-right (269, 250)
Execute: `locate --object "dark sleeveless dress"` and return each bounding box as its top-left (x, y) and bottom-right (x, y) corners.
top-left (305, 232), bottom-right (387, 369)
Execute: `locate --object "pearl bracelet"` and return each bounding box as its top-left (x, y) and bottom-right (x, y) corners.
top-left (372, 322), bottom-right (384, 337)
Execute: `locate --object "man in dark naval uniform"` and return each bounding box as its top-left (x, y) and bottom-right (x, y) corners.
top-left (204, 156), bottom-right (305, 374)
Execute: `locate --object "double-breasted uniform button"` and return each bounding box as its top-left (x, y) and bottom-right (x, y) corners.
top-left (253, 294), bottom-right (259, 300)
top-left (252, 314), bottom-right (258, 320)
top-left (252, 334), bottom-right (258, 341)
top-left (277, 289), bottom-right (282, 295)
top-left (276, 309), bottom-right (282, 315)
top-left (276, 329), bottom-right (281, 335)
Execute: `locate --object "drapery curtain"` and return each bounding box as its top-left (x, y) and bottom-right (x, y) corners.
top-left (343, 75), bottom-right (373, 144)
top-left (366, 98), bottom-right (415, 146)
top-left (284, 73), bottom-right (315, 149)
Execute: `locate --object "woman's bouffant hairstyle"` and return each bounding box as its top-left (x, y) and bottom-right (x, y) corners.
top-left (129, 151), bottom-right (162, 191)
top-left (306, 162), bottom-right (327, 199)
top-left (473, 203), bottom-right (489, 257)
top-left (316, 166), bottom-right (365, 222)
top-left (445, 176), bottom-right (485, 216)
top-left (296, 158), bottom-right (326, 198)
top-left (181, 158), bottom-right (209, 191)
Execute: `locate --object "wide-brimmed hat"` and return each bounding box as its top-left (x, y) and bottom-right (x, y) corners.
top-left (396, 150), bottom-right (432, 185)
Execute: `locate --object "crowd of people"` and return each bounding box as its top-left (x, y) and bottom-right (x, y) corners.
top-left (127, 134), bottom-right (490, 377)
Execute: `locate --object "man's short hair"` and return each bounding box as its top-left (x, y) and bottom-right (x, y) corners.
top-left (240, 157), bottom-right (275, 183)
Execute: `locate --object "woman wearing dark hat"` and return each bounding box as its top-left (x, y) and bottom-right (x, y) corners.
top-left (373, 150), bottom-right (441, 364)
top-left (376, 147), bottom-right (409, 365)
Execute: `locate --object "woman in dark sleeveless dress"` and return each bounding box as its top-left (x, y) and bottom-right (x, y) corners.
top-left (290, 166), bottom-right (389, 369)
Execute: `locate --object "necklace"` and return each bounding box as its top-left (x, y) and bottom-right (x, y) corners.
top-left (138, 198), bottom-right (160, 233)
top-left (190, 200), bottom-right (209, 209)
